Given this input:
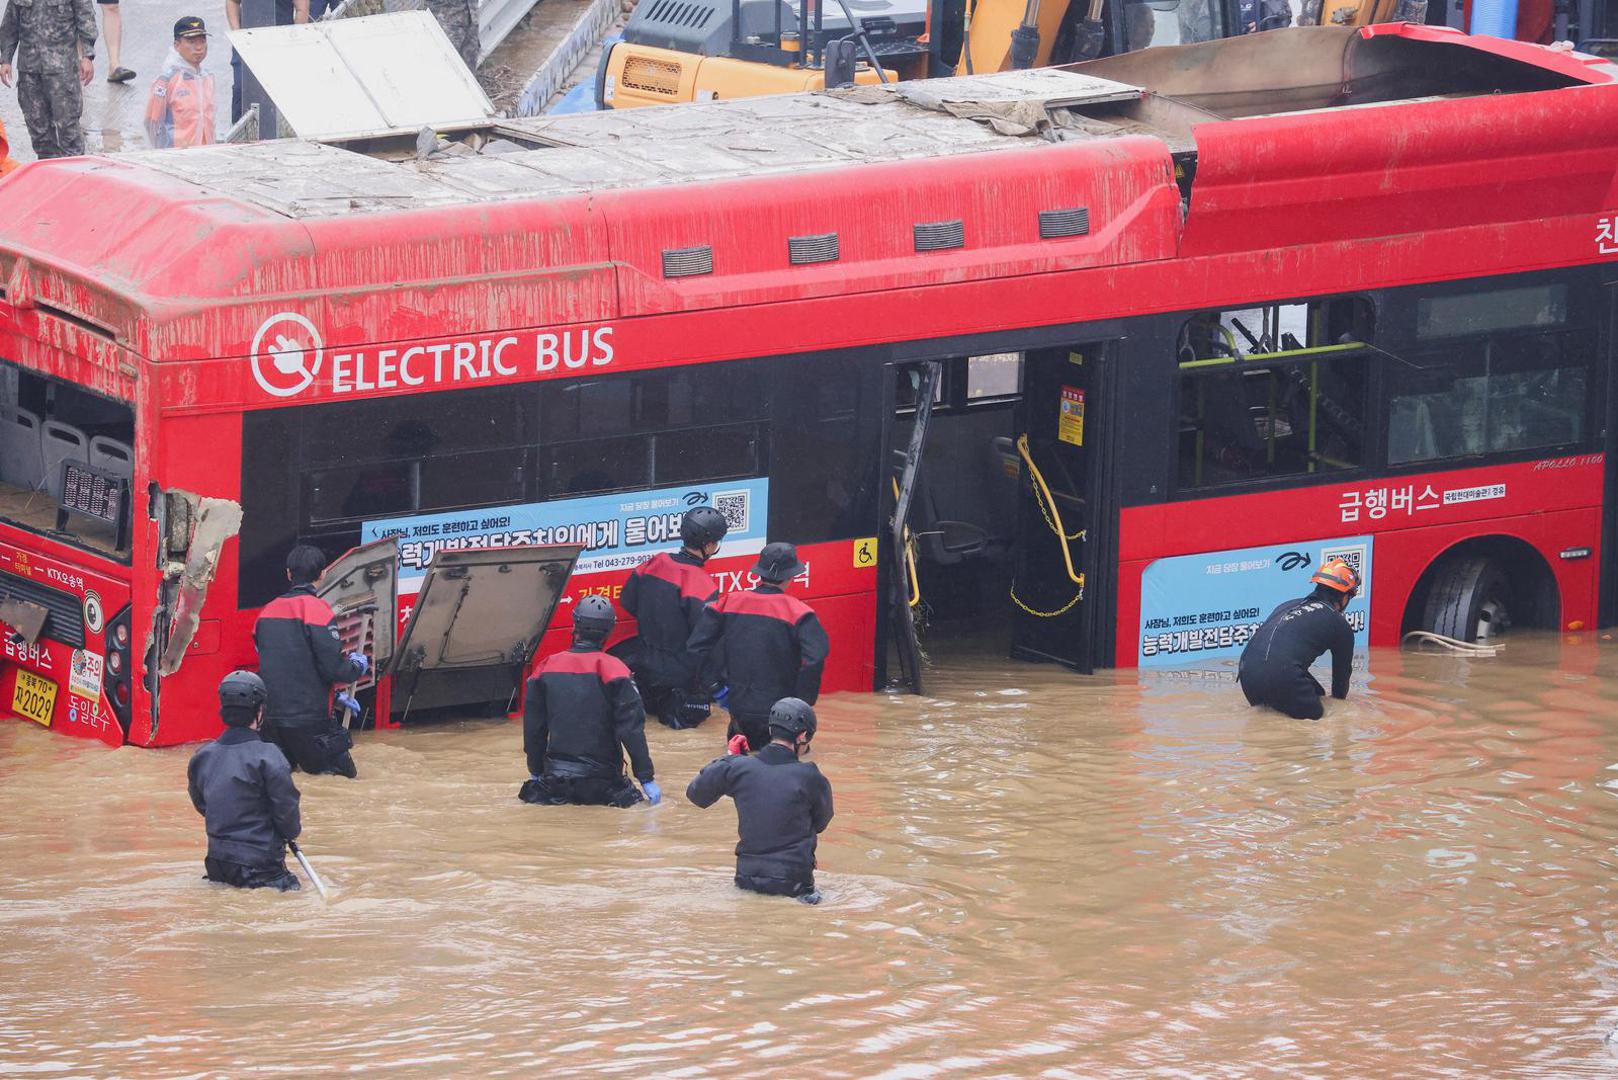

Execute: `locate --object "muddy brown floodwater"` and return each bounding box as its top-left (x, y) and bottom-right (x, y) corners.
top-left (5, 633), bottom-right (1618, 1077)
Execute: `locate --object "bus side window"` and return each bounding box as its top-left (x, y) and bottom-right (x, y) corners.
top-left (1175, 297), bottom-right (1372, 492)
top-left (1387, 331), bottom-right (1592, 465)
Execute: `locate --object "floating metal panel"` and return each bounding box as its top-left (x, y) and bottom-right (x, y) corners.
top-left (1038, 207), bottom-right (1091, 239)
top-left (662, 245), bottom-right (714, 278)
top-left (913, 219), bottom-right (965, 251)
top-left (789, 232), bottom-right (840, 265)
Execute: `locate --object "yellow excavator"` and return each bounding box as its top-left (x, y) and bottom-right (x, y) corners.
top-left (594, 0), bottom-right (1426, 109)
top-left (594, 0), bottom-right (1610, 110)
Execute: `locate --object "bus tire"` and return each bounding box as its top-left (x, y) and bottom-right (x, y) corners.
top-left (1421, 555), bottom-right (1511, 643)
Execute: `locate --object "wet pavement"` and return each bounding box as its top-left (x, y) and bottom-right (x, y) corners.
top-left (5, 631), bottom-right (1618, 1075)
top-left (0, 0), bottom-right (579, 162)
top-left (0, 0), bottom-right (236, 162)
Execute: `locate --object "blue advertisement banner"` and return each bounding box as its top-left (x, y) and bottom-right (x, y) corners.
top-left (363, 478), bottom-right (769, 588)
top-left (1139, 535), bottom-right (1373, 668)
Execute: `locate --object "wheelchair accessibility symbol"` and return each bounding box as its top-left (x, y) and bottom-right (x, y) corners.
top-left (853, 537), bottom-right (878, 568)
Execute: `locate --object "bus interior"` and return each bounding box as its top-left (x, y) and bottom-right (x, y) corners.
top-left (0, 359), bottom-right (135, 558)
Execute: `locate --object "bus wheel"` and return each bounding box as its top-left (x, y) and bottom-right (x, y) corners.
top-left (1421, 556), bottom-right (1512, 643)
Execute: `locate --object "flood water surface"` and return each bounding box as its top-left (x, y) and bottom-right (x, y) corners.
top-left (5, 635), bottom-right (1618, 1077)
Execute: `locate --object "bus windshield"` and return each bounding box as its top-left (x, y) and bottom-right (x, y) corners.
top-left (0, 358), bottom-right (135, 558)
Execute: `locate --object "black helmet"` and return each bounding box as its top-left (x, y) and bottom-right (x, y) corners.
top-left (767, 697), bottom-right (817, 741)
top-left (752, 542), bottom-right (806, 583)
top-left (681, 506), bottom-right (729, 549)
top-left (573, 595), bottom-right (617, 638)
top-left (218, 669), bottom-right (268, 712)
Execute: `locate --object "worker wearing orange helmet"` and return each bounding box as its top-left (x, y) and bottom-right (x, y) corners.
top-left (1237, 557), bottom-right (1361, 720)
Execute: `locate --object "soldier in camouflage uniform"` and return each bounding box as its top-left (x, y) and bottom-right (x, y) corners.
top-left (427, 0), bottom-right (479, 72)
top-left (0, 0), bottom-right (97, 159)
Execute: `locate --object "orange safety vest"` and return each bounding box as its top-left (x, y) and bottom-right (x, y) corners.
top-left (0, 117), bottom-right (18, 176)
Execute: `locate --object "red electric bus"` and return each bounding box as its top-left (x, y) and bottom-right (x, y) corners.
top-left (2, 24), bottom-right (1617, 747)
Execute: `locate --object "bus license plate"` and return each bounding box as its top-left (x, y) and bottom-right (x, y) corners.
top-left (12, 669), bottom-right (58, 727)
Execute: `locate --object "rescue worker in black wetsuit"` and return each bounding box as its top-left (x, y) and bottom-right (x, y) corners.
top-left (686, 697), bottom-right (834, 904)
top-left (186, 670), bottom-right (304, 892)
top-left (617, 505), bottom-right (728, 729)
top-left (1238, 558), bottom-right (1361, 720)
top-left (519, 595), bottom-right (662, 808)
top-left (253, 545), bottom-right (369, 778)
top-left (687, 541), bottom-right (830, 754)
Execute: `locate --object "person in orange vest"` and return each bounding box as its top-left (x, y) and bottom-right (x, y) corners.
top-left (143, 16), bottom-right (215, 149)
top-left (0, 116), bottom-right (16, 174)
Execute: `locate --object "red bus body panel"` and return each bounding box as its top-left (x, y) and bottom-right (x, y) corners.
top-left (0, 26), bottom-right (1616, 743)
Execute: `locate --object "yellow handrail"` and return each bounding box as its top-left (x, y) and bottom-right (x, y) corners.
top-left (890, 477), bottom-right (922, 609)
top-left (1016, 434), bottom-right (1083, 585)
top-left (1009, 433), bottom-right (1085, 619)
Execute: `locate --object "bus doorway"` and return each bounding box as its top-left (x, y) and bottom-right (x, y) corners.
top-left (883, 340), bottom-right (1118, 687)
top-left (1008, 342), bottom-right (1116, 673)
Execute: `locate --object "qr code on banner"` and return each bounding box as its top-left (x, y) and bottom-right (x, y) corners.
top-left (714, 489), bottom-right (751, 533)
top-left (1321, 544), bottom-right (1366, 577)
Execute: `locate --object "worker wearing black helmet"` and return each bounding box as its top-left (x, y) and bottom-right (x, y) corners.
top-left (519, 595), bottom-right (660, 808)
top-left (185, 670), bottom-right (305, 891)
top-left (1238, 558), bottom-right (1361, 720)
top-left (618, 505), bottom-right (728, 729)
top-left (686, 697), bottom-right (834, 903)
top-left (686, 541), bottom-right (830, 754)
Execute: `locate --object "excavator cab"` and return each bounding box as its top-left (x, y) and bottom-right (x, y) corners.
top-left (599, 0), bottom-right (1250, 109)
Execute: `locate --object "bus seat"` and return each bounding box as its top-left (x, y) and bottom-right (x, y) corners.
top-left (41, 420), bottom-right (89, 500)
top-left (0, 406), bottom-right (46, 491)
top-left (89, 436), bottom-right (135, 479)
top-left (911, 459), bottom-right (1000, 567)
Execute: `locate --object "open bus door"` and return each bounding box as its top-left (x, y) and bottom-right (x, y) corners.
top-left (888, 361), bottom-right (944, 694)
top-left (1009, 341), bottom-right (1118, 673)
top-left (390, 545), bottom-right (582, 721)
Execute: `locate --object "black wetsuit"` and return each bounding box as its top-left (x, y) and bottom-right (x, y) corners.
top-left (1238, 595), bottom-right (1354, 720)
top-left (187, 727), bottom-right (303, 891)
top-left (685, 742), bottom-right (834, 898)
top-left (519, 643), bottom-right (654, 808)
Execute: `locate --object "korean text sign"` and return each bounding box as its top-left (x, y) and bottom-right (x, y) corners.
top-left (363, 478), bottom-right (769, 588)
top-left (1139, 535), bottom-right (1373, 668)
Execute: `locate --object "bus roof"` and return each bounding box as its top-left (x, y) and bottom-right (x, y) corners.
top-left (0, 24), bottom-right (1614, 370)
top-left (92, 25), bottom-right (1616, 220)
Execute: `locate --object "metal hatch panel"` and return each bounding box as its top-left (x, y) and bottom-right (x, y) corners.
top-left (229, 11), bottom-right (493, 141)
top-left (315, 536), bottom-right (400, 675)
top-left (391, 545), bottom-right (581, 716)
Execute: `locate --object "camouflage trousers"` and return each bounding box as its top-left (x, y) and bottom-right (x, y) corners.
top-left (426, 0), bottom-right (480, 71)
top-left (16, 70), bottom-right (84, 159)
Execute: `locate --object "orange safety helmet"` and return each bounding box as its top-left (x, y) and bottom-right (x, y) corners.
top-left (1311, 558), bottom-right (1362, 599)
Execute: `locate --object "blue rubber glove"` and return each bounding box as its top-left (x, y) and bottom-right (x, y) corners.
top-left (713, 685), bottom-right (731, 710)
top-left (347, 651), bottom-right (370, 676)
top-left (335, 692), bottom-right (361, 716)
top-left (641, 780), bottom-right (662, 805)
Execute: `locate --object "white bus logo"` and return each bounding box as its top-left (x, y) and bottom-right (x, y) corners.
top-left (250, 313), bottom-right (324, 398)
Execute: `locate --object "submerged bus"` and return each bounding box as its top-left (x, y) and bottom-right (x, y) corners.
top-left (2, 24), bottom-right (1617, 747)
